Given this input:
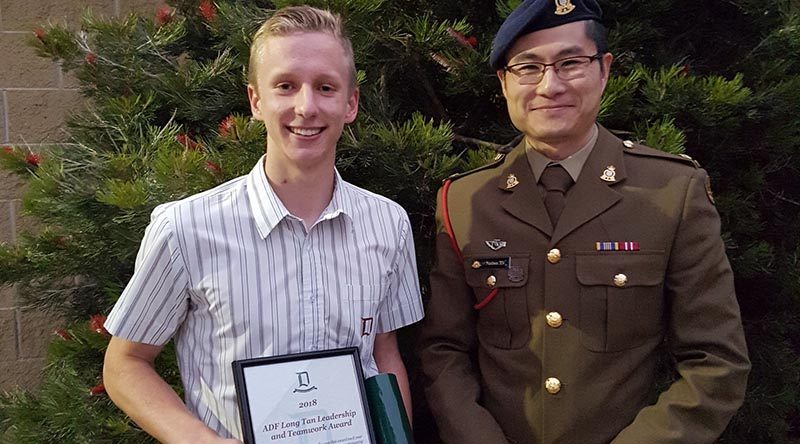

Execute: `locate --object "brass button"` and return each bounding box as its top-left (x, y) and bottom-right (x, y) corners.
top-left (545, 377), bottom-right (561, 394)
top-left (486, 275), bottom-right (497, 288)
top-left (546, 312), bottom-right (563, 328)
top-left (613, 273), bottom-right (628, 287)
top-left (547, 248), bottom-right (561, 264)
top-left (472, 260), bottom-right (481, 269)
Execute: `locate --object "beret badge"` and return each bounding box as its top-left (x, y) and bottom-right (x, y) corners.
top-left (555, 0), bottom-right (576, 15)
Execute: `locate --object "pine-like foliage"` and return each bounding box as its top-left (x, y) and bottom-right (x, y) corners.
top-left (1, 0), bottom-right (799, 442)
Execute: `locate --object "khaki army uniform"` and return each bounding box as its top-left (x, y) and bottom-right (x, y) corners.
top-left (419, 126), bottom-right (750, 444)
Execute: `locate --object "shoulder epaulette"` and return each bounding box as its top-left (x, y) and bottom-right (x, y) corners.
top-left (445, 153), bottom-right (507, 183)
top-left (621, 139), bottom-right (701, 168)
top-left (444, 134), bottom-right (523, 183)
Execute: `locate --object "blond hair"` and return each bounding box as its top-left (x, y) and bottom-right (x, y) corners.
top-left (248, 6), bottom-right (356, 88)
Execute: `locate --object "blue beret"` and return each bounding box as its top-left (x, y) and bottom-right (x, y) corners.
top-left (490, 0), bottom-right (603, 70)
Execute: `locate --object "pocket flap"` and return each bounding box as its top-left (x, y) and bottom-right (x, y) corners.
top-left (576, 252), bottom-right (665, 287)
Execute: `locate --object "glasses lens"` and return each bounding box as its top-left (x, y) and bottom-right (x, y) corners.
top-left (554, 57), bottom-right (590, 80)
top-left (519, 72), bottom-right (544, 85)
top-left (511, 64), bottom-right (544, 85)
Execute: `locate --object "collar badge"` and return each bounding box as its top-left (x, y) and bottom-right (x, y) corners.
top-left (506, 174), bottom-right (519, 189)
top-left (600, 165), bottom-right (617, 182)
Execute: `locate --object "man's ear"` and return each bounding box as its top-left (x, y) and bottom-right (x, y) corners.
top-left (600, 53), bottom-right (614, 88)
top-left (344, 87), bottom-right (359, 124)
top-left (497, 69), bottom-right (509, 99)
top-left (247, 84), bottom-right (262, 120)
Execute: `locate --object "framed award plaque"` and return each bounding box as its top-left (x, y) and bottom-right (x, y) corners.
top-left (232, 347), bottom-right (376, 444)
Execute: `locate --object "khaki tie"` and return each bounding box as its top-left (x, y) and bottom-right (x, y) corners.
top-left (540, 164), bottom-right (574, 227)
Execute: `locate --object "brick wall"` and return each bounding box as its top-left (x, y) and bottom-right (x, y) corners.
top-left (0, 0), bottom-right (164, 392)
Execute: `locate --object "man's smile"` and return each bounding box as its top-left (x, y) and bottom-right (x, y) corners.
top-left (287, 126), bottom-right (325, 137)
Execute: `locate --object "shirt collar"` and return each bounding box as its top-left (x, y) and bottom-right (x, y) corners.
top-left (322, 169), bottom-right (354, 223)
top-left (526, 124), bottom-right (599, 182)
top-left (246, 156), bottom-right (353, 239)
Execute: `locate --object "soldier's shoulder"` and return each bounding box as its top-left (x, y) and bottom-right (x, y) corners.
top-left (620, 139), bottom-right (701, 169)
top-left (446, 152), bottom-right (507, 183)
top-left (445, 135), bottom-right (521, 184)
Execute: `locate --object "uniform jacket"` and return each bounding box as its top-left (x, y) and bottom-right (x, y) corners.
top-left (419, 126), bottom-right (750, 444)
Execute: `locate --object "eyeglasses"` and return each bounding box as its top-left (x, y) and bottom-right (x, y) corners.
top-left (503, 53), bottom-right (603, 85)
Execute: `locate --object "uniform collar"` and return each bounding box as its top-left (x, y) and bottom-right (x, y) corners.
top-left (526, 124), bottom-right (599, 182)
top-left (497, 125), bottom-right (627, 240)
top-left (246, 156), bottom-right (353, 239)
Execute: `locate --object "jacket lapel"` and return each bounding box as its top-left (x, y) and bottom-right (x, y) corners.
top-left (498, 141), bottom-right (554, 236)
top-left (551, 127), bottom-right (627, 245)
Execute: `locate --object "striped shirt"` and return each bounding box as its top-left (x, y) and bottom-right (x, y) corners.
top-left (105, 156), bottom-right (424, 439)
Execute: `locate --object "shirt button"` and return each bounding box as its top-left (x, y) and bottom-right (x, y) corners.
top-left (614, 273), bottom-right (628, 287)
top-left (546, 312), bottom-right (563, 328)
top-left (545, 377), bottom-right (561, 394)
top-left (486, 275), bottom-right (497, 288)
top-left (547, 248), bottom-right (561, 264)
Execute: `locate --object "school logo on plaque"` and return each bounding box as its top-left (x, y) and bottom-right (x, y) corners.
top-left (292, 371), bottom-right (317, 393)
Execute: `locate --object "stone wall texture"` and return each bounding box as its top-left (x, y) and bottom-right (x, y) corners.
top-left (0, 0), bottom-right (164, 392)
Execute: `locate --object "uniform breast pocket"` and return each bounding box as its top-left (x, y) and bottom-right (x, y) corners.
top-left (576, 252), bottom-right (666, 352)
top-left (342, 283), bottom-right (383, 339)
top-left (464, 254), bottom-right (530, 349)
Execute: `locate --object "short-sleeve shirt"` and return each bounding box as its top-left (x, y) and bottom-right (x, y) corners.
top-left (105, 156), bottom-right (424, 439)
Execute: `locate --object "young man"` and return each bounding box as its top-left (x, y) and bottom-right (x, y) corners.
top-left (419, 0), bottom-right (750, 443)
top-left (103, 6), bottom-right (423, 443)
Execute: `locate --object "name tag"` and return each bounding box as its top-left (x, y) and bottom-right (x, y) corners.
top-left (471, 257), bottom-right (510, 269)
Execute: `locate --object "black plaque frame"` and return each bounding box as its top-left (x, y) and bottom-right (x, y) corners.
top-left (232, 347), bottom-right (375, 444)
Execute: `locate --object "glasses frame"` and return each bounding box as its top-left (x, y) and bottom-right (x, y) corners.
top-left (503, 53), bottom-right (604, 85)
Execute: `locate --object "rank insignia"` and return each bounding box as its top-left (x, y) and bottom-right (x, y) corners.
top-left (555, 0), bottom-right (576, 15)
top-left (485, 239), bottom-right (508, 251)
top-left (506, 174), bottom-right (519, 189)
top-left (596, 241), bottom-right (640, 251)
top-left (600, 165), bottom-right (616, 182)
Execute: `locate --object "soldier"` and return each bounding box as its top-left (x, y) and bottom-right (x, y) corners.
top-left (418, 0), bottom-right (750, 443)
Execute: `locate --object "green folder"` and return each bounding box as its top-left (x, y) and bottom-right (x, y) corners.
top-left (365, 373), bottom-right (414, 444)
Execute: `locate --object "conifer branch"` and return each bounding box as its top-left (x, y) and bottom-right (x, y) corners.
top-left (410, 58), bottom-right (448, 120)
top-left (452, 134), bottom-right (502, 150)
top-left (766, 189), bottom-right (800, 207)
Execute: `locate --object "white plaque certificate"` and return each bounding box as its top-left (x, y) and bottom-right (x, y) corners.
top-left (232, 347), bottom-right (375, 444)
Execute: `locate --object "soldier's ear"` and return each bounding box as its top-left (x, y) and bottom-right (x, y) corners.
top-left (497, 69), bottom-right (509, 98)
top-left (600, 53), bottom-right (613, 88)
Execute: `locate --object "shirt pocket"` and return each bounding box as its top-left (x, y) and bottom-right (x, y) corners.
top-left (576, 251), bottom-right (666, 352)
top-left (464, 254), bottom-right (530, 349)
top-left (342, 283), bottom-right (383, 339)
